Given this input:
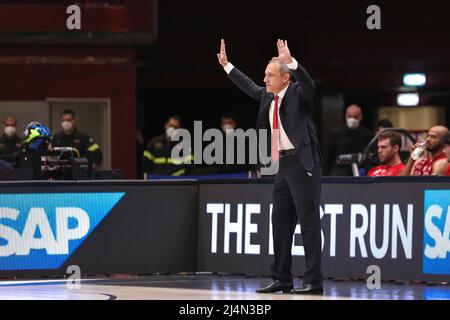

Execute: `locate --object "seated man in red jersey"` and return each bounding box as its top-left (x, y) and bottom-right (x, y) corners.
top-left (401, 125), bottom-right (448, 176)
top-left (367, 130), bottom-right (405, 176)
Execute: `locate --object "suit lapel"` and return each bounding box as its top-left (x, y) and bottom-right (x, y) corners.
top-left (280, 83), bottom-right (293, 111)
top-left (257, 94), bottom-right (273, 127)
top-left (279, 84), bottom-right (293, 125)
top-left (258, 95), bottom-right (273, 158)
top-left (261, 93), bottom-right (273, 115)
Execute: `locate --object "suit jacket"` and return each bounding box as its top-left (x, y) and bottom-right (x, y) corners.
top-left (227, 61), bottom-right (323, 172)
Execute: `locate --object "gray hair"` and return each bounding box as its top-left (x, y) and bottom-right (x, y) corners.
top-left (268, 57), bottom-right (292, 79)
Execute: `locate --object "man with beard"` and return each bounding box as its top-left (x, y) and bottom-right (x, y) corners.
top-left (367, 130), bottom-right (405, 176)
top-left (401, 125), bottom-right (448, 176)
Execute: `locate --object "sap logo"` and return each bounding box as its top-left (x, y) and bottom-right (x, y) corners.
top-left (0, 207), bottom-right (89, 257)
top-left (0, 193), bottom-right (125, 271)
top-left (423, 190), bottom-right (450, 275)
top-left (424, 205), bottom-right (450, 259)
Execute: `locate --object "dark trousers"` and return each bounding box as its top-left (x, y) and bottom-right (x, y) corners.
top-left (270, 154), bottom-right (322, 284)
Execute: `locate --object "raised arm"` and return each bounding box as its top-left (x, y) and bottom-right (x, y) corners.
top-left (277, 39), bottom-right (315, 99)
top-left (399, 142), bottom-right (422, 176)
top-left (217, 39), bottom-right (265, 102)
top-left (216, 38), bottom-right (229, 68)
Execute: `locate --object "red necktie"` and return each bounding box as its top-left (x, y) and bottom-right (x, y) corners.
top-left (271, 95), bottom-right (279, 162)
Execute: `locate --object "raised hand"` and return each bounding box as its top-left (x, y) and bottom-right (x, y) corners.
top-left (277, 39), bottom-right (293, 65)
top-left (217, 39), bottom-right (229, 67)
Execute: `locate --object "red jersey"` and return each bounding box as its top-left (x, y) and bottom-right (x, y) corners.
top-left (446, 164), bottom-right (450, 176)
top-left (367, 162), bottom-right (405, 177)
top-left (412, 152), bottom-right (447, 176)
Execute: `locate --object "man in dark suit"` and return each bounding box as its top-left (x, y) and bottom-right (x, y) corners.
top-left (217, 39), bottom-right (323, 294)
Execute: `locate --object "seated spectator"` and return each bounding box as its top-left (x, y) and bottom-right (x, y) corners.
top-left (367, 131), bottom-right (405, 176)
top-left (220, 112), bottom-right (237, 135)
top-left (436, 131), bottom-right (450, 176)
top-left (326, 104), bottom-right (374, 176)
top-left (219, 113), bottom-right (253, 175)
top-left (400, 125), bottom-right (448, 176)
top-left (365, 119), bottom-right (395, 170)
top-left (52, 109), bottom-right (103, 166)
top-left (375, 119), bottom-right (394, 134)
top-left (142, 115), bottom-right (193, 178)
top-left (0, 116), bottom-right (23, 155)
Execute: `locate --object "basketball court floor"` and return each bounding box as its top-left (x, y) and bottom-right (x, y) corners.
top-left (0, 274), bottom-right (448, 300)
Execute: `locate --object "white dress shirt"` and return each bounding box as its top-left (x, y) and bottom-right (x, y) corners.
top-left (224, 58), bottom-right (299, 151)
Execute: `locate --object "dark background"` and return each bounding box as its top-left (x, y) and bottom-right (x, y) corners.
top-left (1, 0), bottom-right (449, 178)
top-left (136, 0), bottom-right (450, 145)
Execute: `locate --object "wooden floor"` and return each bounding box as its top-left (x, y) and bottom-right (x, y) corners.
top-left (0, 274), bottom-right (449, 300)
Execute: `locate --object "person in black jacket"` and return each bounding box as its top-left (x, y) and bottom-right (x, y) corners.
top-left (52, 109), bottom-right (103, 166)
top-left (0, 116), bottom-right (23, 156)
top-left (326, 104), bottom-right (374, 176)
top-left (218, 39), bottom-right (323, 294)
top-left (217, 113), bottom-right (254, 175)
top-left (142, 115), bottom-right (193, 178)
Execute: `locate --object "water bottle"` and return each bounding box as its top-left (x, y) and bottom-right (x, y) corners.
top-left (411, 141), bottom-right (426, 160)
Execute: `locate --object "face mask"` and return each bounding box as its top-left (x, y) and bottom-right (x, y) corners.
top-left (166, 126), bottom-right (176, 139)
top-left (61, 121), bottom-right (73, 132)
top-left (4, 126), bottom-right (16, 137)
top-left (222, 124), bottom-right (234, 134)
top-left (346, 117), bottom-right (360, 130)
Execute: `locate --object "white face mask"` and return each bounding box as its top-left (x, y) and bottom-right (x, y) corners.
top-left (222, 124), bottom-right (234, 134)
top-left (4, 126), bottom-right (16, 137)
top-left (61, 121), bottom-right (73, 132)
top-left (166, 126), bottom-right (176, 139)
top-left (346, 117), bottom-right (360, 130)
